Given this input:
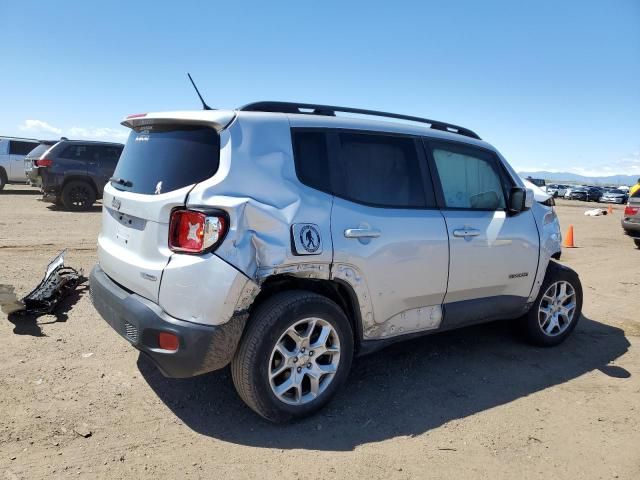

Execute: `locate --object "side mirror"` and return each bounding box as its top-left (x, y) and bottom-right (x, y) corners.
top-left (508, 187), bottom-right (531, 214)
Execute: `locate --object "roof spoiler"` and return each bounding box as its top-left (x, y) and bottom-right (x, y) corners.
top-left (121, 110), bottom-right (236, 132)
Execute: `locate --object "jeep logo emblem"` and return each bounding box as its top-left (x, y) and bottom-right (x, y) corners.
top-left (112, 197), bottom-right (121, 211)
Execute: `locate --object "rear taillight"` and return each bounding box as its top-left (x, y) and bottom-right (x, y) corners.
top-left (169, 209), bottom-right (227, 253)
top-left (624, 205), bottom-right (639, 216)
top-left (35, 158), bottom-right (53, 167)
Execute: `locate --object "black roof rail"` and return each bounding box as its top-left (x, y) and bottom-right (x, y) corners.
top-left (239, 101), bottom-right (481, 140)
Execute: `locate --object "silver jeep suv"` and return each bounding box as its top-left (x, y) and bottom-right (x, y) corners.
top-left (90, 102), bottom-right (582, 422)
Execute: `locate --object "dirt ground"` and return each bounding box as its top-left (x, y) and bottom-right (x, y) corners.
top-left (1, 185), bottom-right (638, 479)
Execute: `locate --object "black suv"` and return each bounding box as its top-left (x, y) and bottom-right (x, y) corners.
top-left (28, 140), bottom-right (124, 210)
top-left (567, 186), bottom-right (602, 202)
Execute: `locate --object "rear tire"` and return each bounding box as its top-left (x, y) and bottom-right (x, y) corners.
top-left (61, 180), bottom-right (96, 211)
top-left (521, 261), bottom-right (582, 347)
top-left (0, 169), bottom-right (7, 191)
top-left (634, 239), bottom-right (640, 249)
top-left (231, 291), bottom-right (354, 423)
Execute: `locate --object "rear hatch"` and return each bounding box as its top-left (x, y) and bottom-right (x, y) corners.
top-left (24, 142), bottom-right (56, 183)
top-left (98, 113), bottom-right (233, 302)
top-left (627, 194), bottom-right (640, 223)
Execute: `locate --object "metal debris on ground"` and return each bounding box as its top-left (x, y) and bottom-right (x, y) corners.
top-left (4, 250), bottom-right (85, 315)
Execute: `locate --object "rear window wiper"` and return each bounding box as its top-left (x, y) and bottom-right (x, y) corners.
top-left (110, 177), bottom-right (133, 187)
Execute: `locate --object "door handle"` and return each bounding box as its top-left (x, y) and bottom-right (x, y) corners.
top-left (344, 228), bottom-right (382, 239)
top-left (453, 228), bottom-right (480, 238)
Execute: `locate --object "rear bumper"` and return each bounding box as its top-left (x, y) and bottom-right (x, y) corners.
top-left (42, 191), bottom-right (58, 203)
top-left (90, 265), bottom-right (247, 378)
top-left (40, 172), bottom-right (63, 201)
top-left (25, 166), bottom-right (40, 184)
top-left (622, 219), bottom-right (640, 238)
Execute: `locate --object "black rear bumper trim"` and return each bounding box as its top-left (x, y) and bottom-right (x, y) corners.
top-left (89, 265), bottom-right (246, 378)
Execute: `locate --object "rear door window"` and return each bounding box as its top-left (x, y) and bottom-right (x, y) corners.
top-left (96, 145), bottom-right (123, 167)
top-left (291, 129), bottom-right (433, 208)
top-left (334, 132), bottom-right (427, 208)
top-left (112, 125), bottom-right (220, 195)
top-left (61, 144), bottom-right (97, 162)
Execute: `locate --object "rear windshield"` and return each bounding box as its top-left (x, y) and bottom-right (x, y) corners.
top-left (111, 125), bottom-right (220, 195)
top-left (25, 143), bottom-right (54, 159)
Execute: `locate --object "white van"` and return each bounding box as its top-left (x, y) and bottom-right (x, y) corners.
top-left (0, 136), bottom-right (40, 190)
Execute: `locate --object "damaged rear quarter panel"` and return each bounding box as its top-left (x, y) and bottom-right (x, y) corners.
top-left (186, 112), bottom-right (334, 283)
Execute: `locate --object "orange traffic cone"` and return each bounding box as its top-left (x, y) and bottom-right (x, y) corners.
top-left (607, 205), bottom-right (613, 215)
top-left (563, 224), bottom-right (576, 248)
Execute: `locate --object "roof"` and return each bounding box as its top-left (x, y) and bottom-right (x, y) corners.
top-left (282, 111), bottom-right (493, 150)
top-left (0, 136), bottom-right (39, 142)
top-left (120, 106), bottom-right (495, 151)
top-left (240, 101), bottom-right (481, 140)
top-left (57, 139), bottom-right (124, 146)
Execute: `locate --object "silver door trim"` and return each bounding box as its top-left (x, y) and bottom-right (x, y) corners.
top-left (344, 228), bottom-right (382, 239)
top-left (452, 228), bottom-right (480, 238)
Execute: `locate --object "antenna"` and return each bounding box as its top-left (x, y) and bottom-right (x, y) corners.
top-left (187, 73), bottom-right (213, 110)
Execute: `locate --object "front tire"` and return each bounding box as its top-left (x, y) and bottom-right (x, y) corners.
top-left (231, 291), bottom-right (354, 422)
top-left (0, 169), bottom-right (7, 191)
top-left (61, 180), bottom-right (96, 211)
top-left (521, 261), bottom-right (583, 347)
top-left (634, 239), bottom-right (640, 249)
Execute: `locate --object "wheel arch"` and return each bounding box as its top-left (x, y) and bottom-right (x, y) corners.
top-left (62, 175), bottom-right (99, 197)
top-left (250, 275), bottom-right (364, 352)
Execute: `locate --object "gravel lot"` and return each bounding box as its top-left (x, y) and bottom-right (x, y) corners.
top-left (1, 185), bottom-right (638, 479)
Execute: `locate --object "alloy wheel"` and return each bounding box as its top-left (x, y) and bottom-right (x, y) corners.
top-left (268, 317), bottom-right (340, 405)
top-left (538, 281), bottom-right (577, 336)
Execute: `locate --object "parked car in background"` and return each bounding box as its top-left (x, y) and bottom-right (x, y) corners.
top-left (24, 140), bottom-right (59, 187)
top-left (622, 190), bottom-right (640, 248)
top-left (522, 178), bottom-right (555, 206)
top-left (0, 136), bottom-right (40, 190)
top-left (526, 177), bottom-right (546, 188)
top-left (600, 188), bottom-right (628, 204)
top-left (563, 186), bottom-right (578, 199)
top-left (545, 184), bottom-right (568, 197)
top-left (32, 139), bottom-right (124, 210)
top-left (565, 186), bottom-right (601, 202)
top-left (564, 186), bottom-right (584, 200)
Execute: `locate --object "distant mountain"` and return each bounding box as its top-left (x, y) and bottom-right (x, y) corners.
top-left (518, 171), bottom-right (638, 186)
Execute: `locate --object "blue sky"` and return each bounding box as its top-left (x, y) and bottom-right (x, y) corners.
top-left (3, 0), bottom-right (639, 176)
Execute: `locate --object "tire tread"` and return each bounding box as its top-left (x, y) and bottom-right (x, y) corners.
top-left (522, 261), bottom-right (583, 347)
top-left (231, 290), bottom-right (351, 422)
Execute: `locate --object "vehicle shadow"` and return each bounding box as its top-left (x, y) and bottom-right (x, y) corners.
top-left (138, 316), bottom-right (630, 451)
top-left (5, 283), bottom-right (89, 336)
top-left (46, 205), bottom-right (103, 213)
top-left (0, 188), bottom-right (40, 195)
